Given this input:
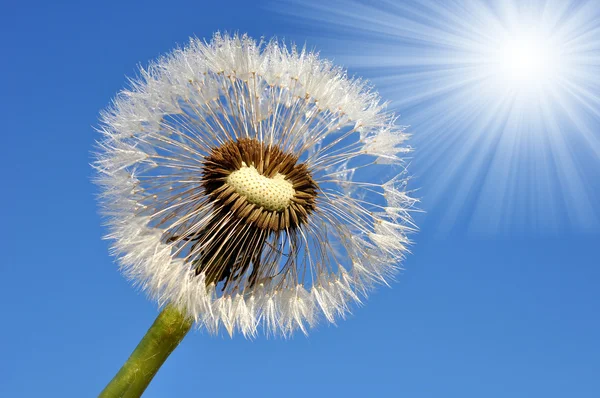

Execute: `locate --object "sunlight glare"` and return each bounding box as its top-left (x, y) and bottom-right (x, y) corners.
top-left (492, 31), bottom-right (562, 92)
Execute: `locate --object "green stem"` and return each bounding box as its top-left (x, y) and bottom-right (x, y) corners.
top-left (99, 305), bottom-right (193, 398)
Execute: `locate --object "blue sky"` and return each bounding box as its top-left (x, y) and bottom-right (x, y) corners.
top-left (1, 0), bottom-right (599, 397)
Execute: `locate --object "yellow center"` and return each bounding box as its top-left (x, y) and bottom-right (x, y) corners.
top-left (226, 163), bottom-right (295, 211)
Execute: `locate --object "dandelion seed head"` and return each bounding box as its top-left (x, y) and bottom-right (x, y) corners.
top-left (94, 33), bottom-right (415, 337)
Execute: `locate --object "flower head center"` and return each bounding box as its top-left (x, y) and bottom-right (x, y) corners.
top-left (200, 138), bottom-right (318, 232)
top-left (226, 163), bottom-right (295, 211)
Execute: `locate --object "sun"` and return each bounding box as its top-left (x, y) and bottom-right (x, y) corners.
top-left (498, 36), bottom-right (555, 82)
top-left (491, 30), bottom-right (562, 92)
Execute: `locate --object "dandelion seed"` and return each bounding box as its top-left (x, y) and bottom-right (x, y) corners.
top-left (95, 33), bottom-right (416, 337)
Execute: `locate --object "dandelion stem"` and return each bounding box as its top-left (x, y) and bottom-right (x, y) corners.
top-left (99, 305), bottom-right (193, 398)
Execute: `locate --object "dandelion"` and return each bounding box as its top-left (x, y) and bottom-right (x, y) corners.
top-left (95, 32), bottom-right (416, 395)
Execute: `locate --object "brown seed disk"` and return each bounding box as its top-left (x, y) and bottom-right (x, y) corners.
top-left (165, 138), bottom-right (319, 291)
top-left (201, 138), bottom-right (318, 232)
